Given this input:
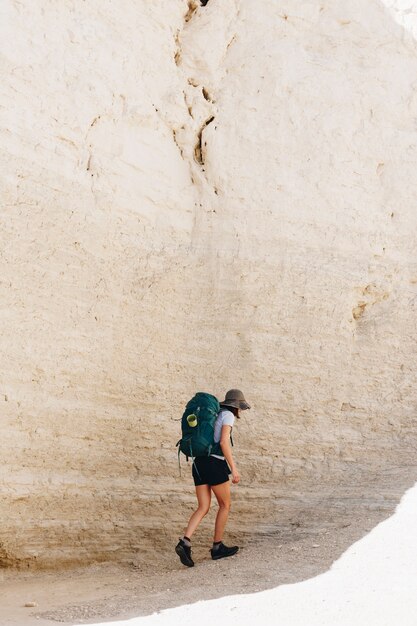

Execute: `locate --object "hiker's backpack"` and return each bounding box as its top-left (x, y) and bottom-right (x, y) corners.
top-left (176, 392), bottom-right (221, 460)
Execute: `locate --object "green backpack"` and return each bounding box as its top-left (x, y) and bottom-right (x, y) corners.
top-left (176, 392), bottom-right (221, 462)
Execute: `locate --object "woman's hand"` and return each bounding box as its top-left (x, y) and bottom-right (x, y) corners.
top-left (231, 467), bottom-right (240, 484)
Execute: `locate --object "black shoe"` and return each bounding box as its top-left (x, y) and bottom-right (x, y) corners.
top-left (210, 542), bottom-right (239, 560)
top-left (175, 539), bottom-right (194, 567)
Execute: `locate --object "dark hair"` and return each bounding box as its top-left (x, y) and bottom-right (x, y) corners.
top-left (223, 405), bottom-right (240, 418)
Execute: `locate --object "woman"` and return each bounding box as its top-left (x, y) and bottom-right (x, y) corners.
top-left (175, 389), bottom-right (251, 567)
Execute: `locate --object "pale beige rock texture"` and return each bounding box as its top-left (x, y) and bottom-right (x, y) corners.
top-left (1, 0), bottom-right (417, 567)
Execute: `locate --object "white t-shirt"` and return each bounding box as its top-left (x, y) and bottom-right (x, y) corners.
top-left (211, 409), bottom-right (235, 460)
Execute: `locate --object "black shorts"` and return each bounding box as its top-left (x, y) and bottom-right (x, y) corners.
top-left (192, 456), bottom-right (231, 487)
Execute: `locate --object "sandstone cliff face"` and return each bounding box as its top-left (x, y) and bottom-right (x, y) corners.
top-left (1, 0), bottom-right (417, 567)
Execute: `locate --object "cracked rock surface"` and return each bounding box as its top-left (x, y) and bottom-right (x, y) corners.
top-left (1, 0), bottom-right (417, 575)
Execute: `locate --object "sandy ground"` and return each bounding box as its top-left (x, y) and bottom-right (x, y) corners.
top-left (2, 465), bottom-right (417, 626)
top-left (108, 476), bottom-right (417, 626)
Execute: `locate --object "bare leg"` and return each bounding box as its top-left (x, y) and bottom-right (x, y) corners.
top-left (211, 481), bottom-right (231, 543)
top-left (184, 484), bottom-right (211, 539)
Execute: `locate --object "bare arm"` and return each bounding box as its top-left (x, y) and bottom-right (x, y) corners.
top-left (220, 425), bottom-right (240, 484)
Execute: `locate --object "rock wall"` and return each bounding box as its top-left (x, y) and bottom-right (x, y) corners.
top-left (1, 0), bottom-right (417, 567)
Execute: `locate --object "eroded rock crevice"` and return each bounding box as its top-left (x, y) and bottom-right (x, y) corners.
top-left (194, 115), bottom-right (215, 165)
top-left (171, 0), bottom-right (238, 196)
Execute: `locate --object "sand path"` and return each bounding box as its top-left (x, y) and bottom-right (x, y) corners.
top-left (2, 466), bottom-right (416, 626)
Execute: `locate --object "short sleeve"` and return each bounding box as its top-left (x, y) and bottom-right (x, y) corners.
top-left (222, 410), bottom-right (235, 427)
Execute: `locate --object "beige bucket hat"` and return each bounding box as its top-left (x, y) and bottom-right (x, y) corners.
top-left (220, 389), bottom-right (251, 410)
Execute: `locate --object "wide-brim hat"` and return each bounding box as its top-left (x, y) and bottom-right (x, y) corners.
top-left (220, 389), bottom-right (251, 410)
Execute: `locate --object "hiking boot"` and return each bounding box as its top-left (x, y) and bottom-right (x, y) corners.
top-left (175, 539), bottom-right (194, 567)
top-left (210, 542), bottom-right (239, 560)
